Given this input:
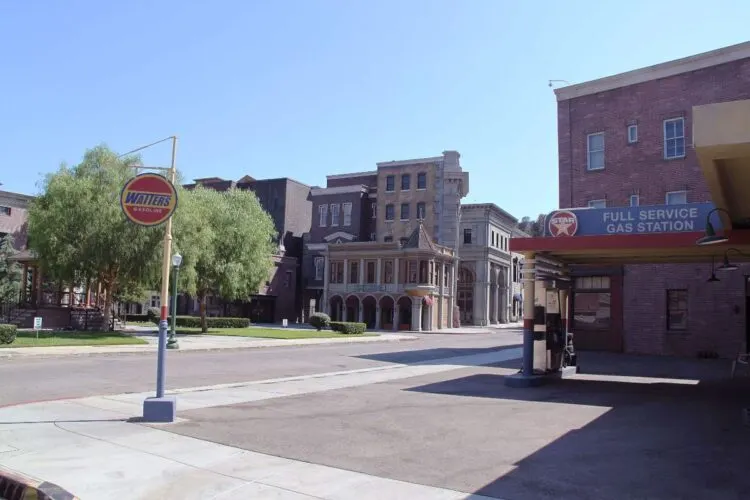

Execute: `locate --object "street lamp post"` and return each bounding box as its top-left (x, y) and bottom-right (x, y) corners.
top-left (168, 253), bottom-right (182, 349)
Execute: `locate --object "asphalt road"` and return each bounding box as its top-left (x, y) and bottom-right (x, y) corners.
top-left (0, 330), bottom-right (522, 406)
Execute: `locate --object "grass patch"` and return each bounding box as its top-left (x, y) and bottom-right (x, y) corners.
top-left (174, 327), bottom-right (375, 339)
top-left (123, 321), bottom-right (156, 327)
top-left (6, 331), bottom-right (148, 348)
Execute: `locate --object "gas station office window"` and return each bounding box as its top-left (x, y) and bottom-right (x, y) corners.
top-left (573, 276), bottom-right (611, 330)
top-left (575, 276), bottom-right (610, 290)
top-left (667, 289), bottom-right (688, 331)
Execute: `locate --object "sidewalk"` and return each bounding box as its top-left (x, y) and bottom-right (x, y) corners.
top-left (0, 348), bottom-right (520, 499)
top-left (0, 332), bottom-right (417, 358)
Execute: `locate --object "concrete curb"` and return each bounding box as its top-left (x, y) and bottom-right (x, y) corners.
top-left (0, 465), bottom-right (78, 500)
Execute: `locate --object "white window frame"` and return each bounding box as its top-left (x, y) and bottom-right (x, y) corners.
top-left (385, 204), bottom-right (395, 221)
top-left (371, 202), bottom-right (376, 219)
top-left (400, 203), bottom-right (410, 221)
top-left (314, 257), bottom-right (324, 280)
top-left (342, 202), bottom-right (352, 226)
top-left (588, 199), bottom-right (606, 209)
top-left (629, 194), bottom-right (640, 207)
top-left (587, 132), bottom-right (605, 171)
top-left (385, 175), bottom-right (395, 193)
top-left (627, 124), bottom-right (638, 144)
top-left (664, 117), bottom-right (686, 160)
top-left (318, 204), bottom-right (328, 227)
top-left (665, 190), bottom-right (687, 205)
top-left (417, 172), bottom-right (427, 190)
top-left (330, 203), bottom-right (340, 226)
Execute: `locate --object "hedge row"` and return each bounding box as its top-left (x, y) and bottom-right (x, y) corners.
top-left (0, 324), bottom-right (17, 344)
top-left (330, 321), bottom-right (366, 335)
top-left (170, 316), bottom-right (250, 328)
top-left (124, 314), bottom-right (150, 323)
top-left (309, 312), bottom-right (330, 331)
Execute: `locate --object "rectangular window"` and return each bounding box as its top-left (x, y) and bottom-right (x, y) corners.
top-left (587, 132), bottom-right (605, 171)
top-left (284, 271), bottom-right (292, 288)
top-left (314, 257), bottom-right (324, 280)
top-left (150, 295), bottom-right (160, 308)
top-left (401, 174), bottom-right (411, 191)
top-left (384, 236), bottom-right (393, 242)
top-left (385, 204), bottom-right (395, 221)
top-left (664, 117), bottom-right (686, 159)
top-left (444, 264), bottom-right (449, 286)
top-left (400, 203), bottom-right (410, 220)
top-left (330, 204), bottom-right (340, 226)
top-left (330, 262), bottom-right (344, 283)
top-left (383, 260), bottom-right (394, 283)
top-left (417, 202), bottom-right (426, 220)
top-left (385, 175), bottom-right (395, 192)
top-left (318, 204), bottom-right (328, 227)
top-left (349, 261), bottom-right (359, 284)
top-left (463, 228), bottom-right (472, 244)
top-left (0, 206), bottom-right (10, 216)
top-left (417, 172), bottom-right (427, 190)
top-left (588, 199), bottom-right (606, 209)
top-left (371, 202), bottom-right (376, 219)
top-left (666, 191), bottom-right (687, 205)
top-left (627, 124), bottom-right (638, 144)
top-left (370, 232), bottom-right (376, 241)
top-left (667, 289), bottom-right (688, 331)
top-left (408, 261), bottom-right (418, 283)
top-left (630, 194), bottom-right (640, 207)
top-left (366, 261), bottom-right (376, 283)
top-left (342, 202), bottom-right (352, 226)
top-left (573, 276), bottom-right (611, 331)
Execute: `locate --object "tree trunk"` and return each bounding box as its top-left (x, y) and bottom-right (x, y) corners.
top-left (198, 292), bottom-right (208, 333)
top-left (102, 285), bottom-right (113, 332)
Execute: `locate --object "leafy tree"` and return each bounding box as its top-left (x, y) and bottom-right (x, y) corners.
top-left (173, 186), bottom-right (276, 332)
top-left (517, 214), bottom-right (546, 237)
top-left (0, 234), bottom-right (21, 305)
top-left (27, 145), bottom-right (164, 329)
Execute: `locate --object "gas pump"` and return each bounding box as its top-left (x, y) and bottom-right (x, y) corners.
top-left (531, 279), bottom-right (574, 374)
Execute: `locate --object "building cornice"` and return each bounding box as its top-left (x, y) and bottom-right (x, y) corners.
top-left (310, 185), bottom-right (369, 196)
top-left (326, 171), bottom-right (377, 181)
top-left (555, 41), bottom-right (750, 101)
top-left (376, 156), bottom-right (443, 168)
top-left (0, 190), bottom-right (35, 204)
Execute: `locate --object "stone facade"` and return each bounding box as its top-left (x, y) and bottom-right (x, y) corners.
top-left (456, 204), bottom-right (520, 326)
top-left (556, 41), bottom-right (750, 357)
top-left (0, 190), bottom-right (31, 251)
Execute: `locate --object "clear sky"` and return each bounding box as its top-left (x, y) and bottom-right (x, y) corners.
top-left (1, 1), bottom-right (748, 219)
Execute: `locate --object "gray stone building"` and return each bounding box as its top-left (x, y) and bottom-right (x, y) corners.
top-left (456, 203), bottom-right (521, 326)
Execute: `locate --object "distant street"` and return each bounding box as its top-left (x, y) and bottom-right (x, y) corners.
top-left (0, 329), bottom-right (523, 407)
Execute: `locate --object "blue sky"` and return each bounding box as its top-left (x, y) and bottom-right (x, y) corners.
top-left (1, 1), bottom-right (748, 219)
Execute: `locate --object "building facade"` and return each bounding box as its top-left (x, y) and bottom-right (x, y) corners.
top-left (555, 41), bottom-right (750, 357)
top-left (309, 151), bottom-right (470, 330)
top-left (182, 176), bottom-right (312, 323)
top-left (456, 204), bottom-right (519, 326)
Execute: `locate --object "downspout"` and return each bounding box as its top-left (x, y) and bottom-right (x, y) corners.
top-left (568, 99), bottom-right (573, 208)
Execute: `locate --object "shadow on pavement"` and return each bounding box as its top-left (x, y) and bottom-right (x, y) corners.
top-left (355, 345), bottom-right (521, 366)
top-left (406, 353), bottom-right (750, 500)
top-left (0, 418), bottom-right (128, 425)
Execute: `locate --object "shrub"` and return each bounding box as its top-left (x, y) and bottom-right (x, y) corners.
top-left (309, 312), bottom-right (330, 331)
top-left (124, 314), bottom-right (149, 323)
top-left (147, 307), bottom-right (161, 324)
top-left (0, 324), bottom-right (17, 344)
top-left (174, 316), bottom-right (250, 328)
top-left (329, 321), bottom-right (366, 335)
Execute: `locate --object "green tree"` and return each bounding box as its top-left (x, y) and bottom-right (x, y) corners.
top-left (173, 186), bottom-right (276, 332)
top-left (27, 145), bottom-right (164, 329)
top-left (0, 234), bottom-right (21, 305)
top-left (517, 214), bottom-right (546, 237)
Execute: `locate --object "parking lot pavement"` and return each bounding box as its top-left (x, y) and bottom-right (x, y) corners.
top-left (164, 352), bottom-right (750, 500)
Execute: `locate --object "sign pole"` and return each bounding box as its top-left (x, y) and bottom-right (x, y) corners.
top-left (141, 136), bottom-right (179, 423)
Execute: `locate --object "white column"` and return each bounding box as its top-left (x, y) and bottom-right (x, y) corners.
top-left (392, 305), bottom-right (398, 331)
top-left (322, 254), bottom-right (330, 314)
top-left (376, 258), bottom-right (382, 285)
top-left (358, 301), bottom-right (364, 323)
top-left (437, 263), bottom-right (444, 329)
top-left (411, 297), bottom-right (422, 331)
top-left (343, 258), bottom-right (349, 286)
top-left (484, 261), bottom-right (492, 326)
top-left (394, 257), bottom-right (400, 288)
top-left (359, 258), bottom-right (365, 285)
top-left (375, 306), bottom-right (381, 329)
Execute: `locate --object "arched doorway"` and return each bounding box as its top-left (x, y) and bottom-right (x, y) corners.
top-left (396, 296), bottom-right (412, 330)
top-left (457, 266), bottom-right (475, 325)
top-left (345, 295), bottom-right (360, 322)
top-left (362, 295), bottom-right (377, 328)
top-left (329, 295), bottom-right (344, 321)
top-left (379, 296), bottom-right (395, 330)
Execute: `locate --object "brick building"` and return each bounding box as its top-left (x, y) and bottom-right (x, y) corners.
top-left (183, 176), bottom-right (311, 323)
top-left (555, 41), bottom-right (750, 357)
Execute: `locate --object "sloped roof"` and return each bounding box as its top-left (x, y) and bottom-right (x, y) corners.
top-left (402, 221), bottom-right (436, 252)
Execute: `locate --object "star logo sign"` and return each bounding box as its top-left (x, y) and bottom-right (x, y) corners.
top-left (548, 211), bottom-right (578, 237)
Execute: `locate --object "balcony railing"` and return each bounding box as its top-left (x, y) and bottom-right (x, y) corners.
top-left (327, 282), bottom-right (450, 296)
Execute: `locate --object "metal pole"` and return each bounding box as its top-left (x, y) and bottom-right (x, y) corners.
top-left (155, 136), bottom-right (178, 398)
top-left (168, 265), bottom-right (179, 349)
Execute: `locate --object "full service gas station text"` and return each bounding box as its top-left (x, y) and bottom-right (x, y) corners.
top-left (602, 207), bottom-right (699, 234)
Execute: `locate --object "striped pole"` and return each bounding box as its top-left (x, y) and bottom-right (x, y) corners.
top-left (521, 253), bottom-right (536, 376)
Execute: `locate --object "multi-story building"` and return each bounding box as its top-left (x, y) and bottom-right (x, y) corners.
top-left (456, 204), bottom-right (520, 326)
top-left (183, 176), bottom-right (312, 323)
top-left (554, 41), bottom-right (750, 357)
top-left (308, 151), bottom-right (469, 330)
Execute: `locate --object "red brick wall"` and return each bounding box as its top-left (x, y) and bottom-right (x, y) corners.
top-left (558, 57), bottom-right (750, 358)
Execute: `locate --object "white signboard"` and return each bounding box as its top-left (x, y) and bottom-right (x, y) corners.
top-left (33, 317), bottom-right (42, 330)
